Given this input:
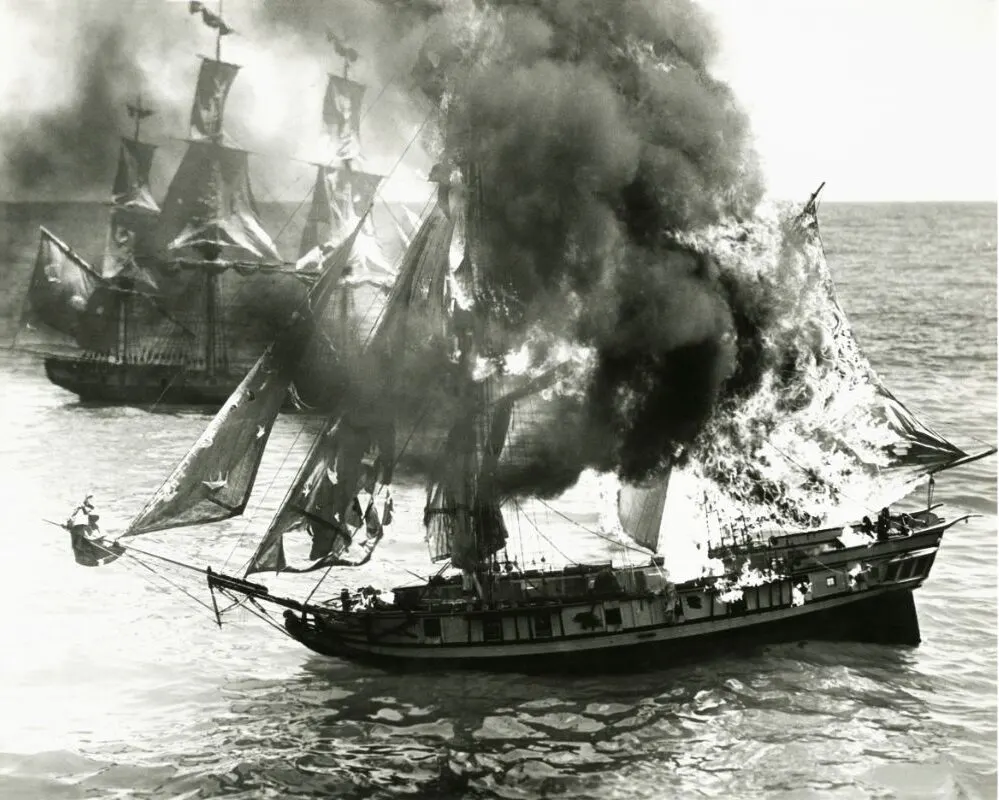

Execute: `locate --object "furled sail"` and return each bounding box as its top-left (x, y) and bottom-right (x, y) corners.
top-left (23, 227), bottom-right (103, 341)
top-left (123, 226), bottom-right (362, 536)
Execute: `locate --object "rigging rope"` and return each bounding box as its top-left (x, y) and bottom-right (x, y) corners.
top-left (88, 538), bottom-right (218, 618)
top-left (533, 497), bottom-right (655, 560)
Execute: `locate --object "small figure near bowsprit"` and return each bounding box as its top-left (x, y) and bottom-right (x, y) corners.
top-left (63, 495), bottom-right (124, 567)
top-left (876, 507), bottom-right (892, 542)
top-left (340, 587), bottom-right (353, 612)
top-left (67, 494), bottom-right (100, 533)
top-left (861, 516), bottom-right (874, 535)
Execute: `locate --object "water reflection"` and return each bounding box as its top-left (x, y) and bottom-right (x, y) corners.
top-left (108, 642), bottom-right (930, 800)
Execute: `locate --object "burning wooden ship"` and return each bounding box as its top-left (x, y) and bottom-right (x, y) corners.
top-left (57, 5), bottom-right (995, 673)
top-left (65, 176), bottom-right (995, 671)
top-left (15, 3), bottom-right (395, 408)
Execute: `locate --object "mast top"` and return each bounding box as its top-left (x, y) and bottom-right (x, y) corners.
top-left (327, 29), bottom-right (359, 80)
top-left (126, 93), bottom-right (154, 142)
top-left (187, 0), bottom-right (233, 62)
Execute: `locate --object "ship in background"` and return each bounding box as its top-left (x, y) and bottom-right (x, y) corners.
top-left (13, 3), bottom-right (404, 408)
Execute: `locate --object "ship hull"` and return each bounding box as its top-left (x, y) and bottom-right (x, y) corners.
top-left (45, 355), bottom-right (251, 406)
top-left (203, 510), bottom-right (954, 675)
top-left (283, 586), bottom-right (923, 674)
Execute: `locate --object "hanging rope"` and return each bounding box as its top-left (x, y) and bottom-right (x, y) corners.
top-left (512, 499), bottom-right (579, 565)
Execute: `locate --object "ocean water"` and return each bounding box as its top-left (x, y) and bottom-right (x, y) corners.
top-left (0, 201), bottom-right (995, 799)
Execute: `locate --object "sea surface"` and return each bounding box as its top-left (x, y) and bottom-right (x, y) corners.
top-left (0, 201), bottom-right (995, 799)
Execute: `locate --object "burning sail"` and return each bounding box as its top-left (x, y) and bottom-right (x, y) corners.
top-left (669, 191), bottom-right (985, 530)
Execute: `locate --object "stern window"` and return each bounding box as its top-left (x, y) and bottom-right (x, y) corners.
top-left (605, 607), bottom-right (623, 626)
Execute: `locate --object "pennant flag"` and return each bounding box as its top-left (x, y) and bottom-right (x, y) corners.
top-left (327, 29), bottom-right (359, 62)
top-left (189, 1), bottom-right (233, 35)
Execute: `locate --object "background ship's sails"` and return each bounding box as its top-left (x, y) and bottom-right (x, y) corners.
top-left (20, 228), bottom-right (103, 351)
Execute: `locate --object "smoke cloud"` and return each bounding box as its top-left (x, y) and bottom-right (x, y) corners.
top-left (362, 0), bottom-right (768, 489)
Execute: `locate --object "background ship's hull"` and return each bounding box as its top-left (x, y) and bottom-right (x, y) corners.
top-left (283, 587), bottom-right (923, 674)
top-left (45, 355), bottom-right (245, 406)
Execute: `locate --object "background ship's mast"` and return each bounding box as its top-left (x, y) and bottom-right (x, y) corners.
top-left (116, 92), bottom-right (153, 364)
top-left (206, 0), bottom-right (225, 377)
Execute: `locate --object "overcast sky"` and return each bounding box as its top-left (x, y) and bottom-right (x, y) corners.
top-left (0, 1), bottom-right (993, 203)
top-left (702, 0), bottom-right (996, 201)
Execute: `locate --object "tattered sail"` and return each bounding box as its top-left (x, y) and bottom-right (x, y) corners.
top-left (250, 202), bottom-right (460, 570)
top-left (323, 75), bottom-right (365, 162)
top-left (298, 167), bottom-right (392, 284)
top-left (124, 227), bottom-right (362, 536)
top-left (157, 56), bottom-right (281, 263)
top-left (111, 138), bottom-right (159, 211)
top-left (24, 228), bottom-right (102, 340)
top-left (298, 70), bottom-right (393, 285)
top-left (425, 368), bottom-right (564, 570)
top-left (246, 414), bottom-right (395, 574)
top-left (793, 193), bottom-right (974, 486)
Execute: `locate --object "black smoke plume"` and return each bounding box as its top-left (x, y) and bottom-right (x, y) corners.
top-left (390, 0), bottom-right (766, 488)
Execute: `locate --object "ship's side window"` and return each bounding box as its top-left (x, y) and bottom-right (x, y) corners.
top-left (532, 613), bottom-right (553, 638)
top-left (483, 616), bottom-right (503, 642)
top-left (825, 576), bottom-right (837, 588)
top-left (423, 617), bottom-right (442, 638)
top-left (884, 563), bottom-right (900, 582)
top-left (685, 595), bottom-right (703, 610)
top-left (897, 560), bottom-right (914, 581)
top-left (605, 607), bottom-right (623, 626)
